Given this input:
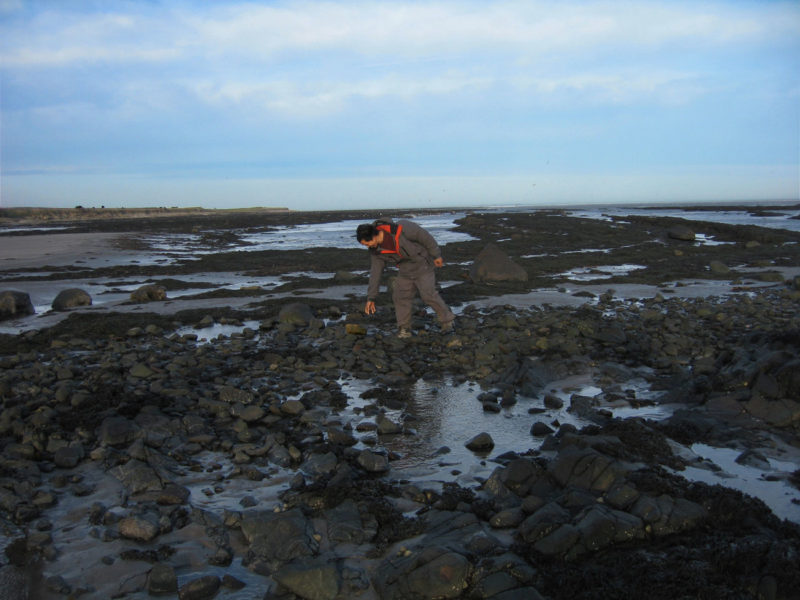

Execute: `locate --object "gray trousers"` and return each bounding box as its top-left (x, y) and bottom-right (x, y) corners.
top-left (393, 269), bottom-right (455, 329)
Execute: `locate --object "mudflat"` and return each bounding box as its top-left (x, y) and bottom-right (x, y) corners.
top-left (0, 232), bottom-right (129, 269)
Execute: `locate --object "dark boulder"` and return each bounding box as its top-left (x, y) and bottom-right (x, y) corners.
top-left (51, 288), bottom-right (91, 311)
top-left (130, 284), bottom-right (167, 303)
top-left (273, 558), bottom-right (341, 600)
top-left (0, 290), bottom-right (34, 320)
top-left (279, 302), bottom-right (315, 326)
top-left (469, 244), bottom-right (528, 284)
top-left (668, 225), bottom-right (695, 241)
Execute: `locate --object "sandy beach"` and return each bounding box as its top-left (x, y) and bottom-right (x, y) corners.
top-left (0, 232), bottom-right (130, 270)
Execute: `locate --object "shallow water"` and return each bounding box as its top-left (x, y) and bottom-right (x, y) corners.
top-left (567, 204), bottom-right (800, 233)
top-left (673, 444), bottom-right (800, 523)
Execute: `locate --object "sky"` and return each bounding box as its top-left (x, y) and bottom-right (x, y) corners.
top-left (1, 0), bottom-right (799, 211)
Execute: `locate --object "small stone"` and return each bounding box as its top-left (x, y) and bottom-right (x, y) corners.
top-left (178, 575), bottom-right (220, 600)
top-left (148, 563), bottom-right (178, 595)
top-left (465, 432), bottom-right (494, 451)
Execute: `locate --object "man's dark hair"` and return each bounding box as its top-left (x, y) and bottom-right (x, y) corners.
top-left (356, 223), bottom-right (376, 242)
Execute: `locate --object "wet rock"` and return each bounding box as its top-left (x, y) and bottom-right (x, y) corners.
top-left (743, 394), bottom-right (800, 427)
top-left (273, 557), bottom-right (341, 600)
top-left (130, 284), bottom-right (167, 303)
top-left (530, 421), bottom-right (554, 436)
top-left (465, 432), bottom-right (495, 452)
top-left (110, 459), bottom-right (163, 493)
top-left (154, 484), bottom-right (191, 505)
top-left (490, 507), bottom-right (526, 529)
top-left (118, 512), bottom-right (160, 542)
top-left (469, 244), bottom-right (528, 283)
top-left (518, 502), bottom-right (571, 544)
top-left (734, 449), bottom-right (771, 470)
top-left (130, 362), bottom-right (154, 378)
top-left (303, 452), bottom-right (338, 478)
top-left (148, 563), bottom-right (178, 595)
top-left (178, 575), bottom-right (220, 600)
top-left (238, 404), bottom-right (265, 422)
top-left (543, 394), bottom-right (563, 409)
top-left (374, 545), bottom-right (471, 600)
top-left (97, 416), bottom-right (140, 447)
top-left (52, 288), bottom-right (92, 311)
top-left (195, 315), bottom-right (215, 328)
top-left (0, 290), bottom-right (34, 320)
top-left (356, 449), bottom-right (390, 473)
top-left (219, 386), bottom-right (254, 404)
top-left (709, 260), bottom-right (731, 275)
top-left (548, 447), bottom-right (627, 492)
top-left (345, 323), bottom-right (367, 335)
top-left (565, 504), bottom-right (646, 558)
top-left (53, 444), bottom-right (83, 468)
top-left (327, 499), bottom-right (372, 544)
top-left (279, 302), bottom-right (315, 326)
top-left (221, 574), bottom-right (246, 590)
top-left (326, 426), bottom-right (357, 446)
top-left (334, 270), bottom-right (359, 283)
top-left (629, 494), bottom-right (707, 535)
top-left (377, 414), bottom-right (403, 434)
top-left (241, 508), bottom-right (317, 565)
top-left (668, 225), bottom-right (695, 241)
top-left (280, 399), bottom-right (306, 416)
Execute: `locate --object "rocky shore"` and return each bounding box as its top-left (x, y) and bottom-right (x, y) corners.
top-left (1, 206), bottom-right (799, 599)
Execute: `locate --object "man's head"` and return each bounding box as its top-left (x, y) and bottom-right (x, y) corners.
top-left (356, 223), bottom-right (383, 248)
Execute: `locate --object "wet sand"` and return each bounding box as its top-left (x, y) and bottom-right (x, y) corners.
top-left (0, 232), bottom-right (130, 270)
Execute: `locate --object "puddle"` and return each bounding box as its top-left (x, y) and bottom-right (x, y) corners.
top-left (173, 320), bottom-right (261, 343)
top-left (335, 374), bottom-right (676, 487)
top-left (559, 264), bottom-right (647, 281)
top-left (673, 444), bottom-right (800, 524)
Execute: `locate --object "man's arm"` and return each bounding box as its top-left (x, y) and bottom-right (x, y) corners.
top-left (400, 220), bottom-right (442, 260)
top-left (366, 253), bottom-right (384, 304)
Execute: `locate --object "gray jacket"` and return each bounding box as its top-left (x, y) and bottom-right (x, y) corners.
top-left (366, 219), bottom-right (442, 300)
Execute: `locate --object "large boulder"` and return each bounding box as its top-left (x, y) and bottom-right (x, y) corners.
top-left (52, 288), bottom-right (92, 311)
top-left (668, 225), bottom-right (695, 241)
top-left (130, 284), bottom-right (167, 303)
top-left (278, 302), bottom-right (315, 326)
top-left (273, 558), bottom-right (341, 600)
top-left (241, 508), bottom-right (318, 567)
top-left (0, 290), bottom-right (34, 320)
top-left (469, 244), bottom-right (528, 284)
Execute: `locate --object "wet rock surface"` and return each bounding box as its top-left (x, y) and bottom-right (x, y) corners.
top-left (0, 206), bottom-right (799, 599)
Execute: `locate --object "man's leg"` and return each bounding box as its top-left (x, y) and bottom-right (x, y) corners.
top-left (416, 270), bottom-right (455, 325)
top-left (393, 276), bottom-right (416, 329)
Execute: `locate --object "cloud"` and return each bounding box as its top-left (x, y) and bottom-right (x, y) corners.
top-left (3, 1), bottom-right (797, 68)
top-left (192, 71), bottom-right (493, 117)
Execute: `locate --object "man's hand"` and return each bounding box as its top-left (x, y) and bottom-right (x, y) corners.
top-left (364, 300), bottom-right (376, 315)
top-left (433, 257), bottom-right (444, 268)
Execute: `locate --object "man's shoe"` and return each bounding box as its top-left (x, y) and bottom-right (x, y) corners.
top-left (440, 320), bottom-right (455, 333)
top-left (398, 328), bottom-right (413, 339)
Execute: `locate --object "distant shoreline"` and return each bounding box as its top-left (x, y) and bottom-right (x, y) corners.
top-left (0, 205), bottom-right (291, 225)
top-left (1, 199), bottom-right (798, 227)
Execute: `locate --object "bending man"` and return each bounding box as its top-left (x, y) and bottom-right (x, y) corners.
top-left (356, 219), bottom-right (456, 338)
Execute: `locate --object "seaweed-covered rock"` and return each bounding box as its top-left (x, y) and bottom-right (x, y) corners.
top-left (374, 545), bottom-right (472, 600)
top-left (130, 284), bottom-right (167, 303)
top-left (273, 558), bottom-right (341, 600)
top-left (469, 244), bottom-right (528, 284)
top-left (0, 290), bottom-right (34, 320)
top-left (52, 288), bottom-right (92, 311)
top-left (278, 302), bottom-right (315, 326)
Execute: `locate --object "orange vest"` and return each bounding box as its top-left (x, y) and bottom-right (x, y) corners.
top-left (376, 223), bottom-right (403, 255)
